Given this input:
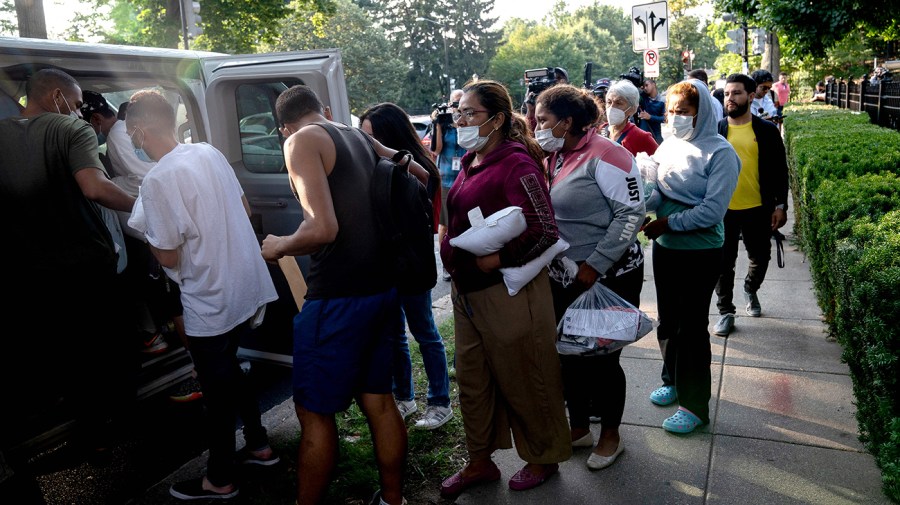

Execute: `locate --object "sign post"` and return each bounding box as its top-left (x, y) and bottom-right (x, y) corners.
top-left (644, 49), bottom-right (660, 78)
top-left (632, 1), bottom-right (669, 53)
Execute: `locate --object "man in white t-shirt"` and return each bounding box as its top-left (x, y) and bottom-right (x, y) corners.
top-left (125, 90), bottom-right (279, 501)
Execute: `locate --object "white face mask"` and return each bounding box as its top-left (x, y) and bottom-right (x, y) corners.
top-left (606, 106), bottom-right (630, 126)
top-left (535, 120), bottom-right (566, 152)
top-left (671, 114), bottom-right (695, 140)
top-left (457, 114), bottom-right (497, 151)
top-left (54, 91), bottom-right (78, 119)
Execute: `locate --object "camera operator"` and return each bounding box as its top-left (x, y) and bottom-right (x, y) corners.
top-left (523, 67), bottom-right (569, 132)
top-left (431, 89), bottom-right (465, 281)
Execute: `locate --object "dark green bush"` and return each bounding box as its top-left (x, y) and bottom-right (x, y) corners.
top-left (784, 106), bottom-right (900, 502)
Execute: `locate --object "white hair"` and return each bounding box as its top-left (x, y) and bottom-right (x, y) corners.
top-left (607, 80), bottom-right (641, 109)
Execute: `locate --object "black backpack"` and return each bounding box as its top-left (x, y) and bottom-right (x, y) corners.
top-left (361, 134), bottom-right (437, 295)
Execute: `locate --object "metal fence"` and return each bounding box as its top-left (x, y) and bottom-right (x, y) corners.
top-left (825, 78), bottom-right (900, 131)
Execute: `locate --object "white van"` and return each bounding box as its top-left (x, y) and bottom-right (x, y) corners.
top-left (0, 36), bottom-right (346, 457)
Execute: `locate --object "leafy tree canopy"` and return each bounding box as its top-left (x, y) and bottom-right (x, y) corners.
top-left (264, 0), bottom-right (405, 114)
top-left (715, 0), bottom-right (900, 59)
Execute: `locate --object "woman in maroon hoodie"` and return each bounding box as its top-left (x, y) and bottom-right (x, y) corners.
top-left (439, 80), bottom-right (571, 497)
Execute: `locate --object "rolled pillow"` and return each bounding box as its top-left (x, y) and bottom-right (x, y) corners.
top-left (449, 206), bottom-right (526, 256)
top-left (500, 238), bottom-right (569, 296)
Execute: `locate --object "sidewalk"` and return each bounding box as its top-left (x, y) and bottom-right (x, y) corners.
top-left (134, 201), bottom-right (891, 504)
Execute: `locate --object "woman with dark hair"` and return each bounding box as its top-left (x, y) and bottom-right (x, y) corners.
top-left (359, 103), bottom-right (453, 431)
top-left (535, 84), bottom-right (645, 469)
top-left (438, 80), bottom-right (570, 497)
top-left (642, 80), bottom-right (740, 434)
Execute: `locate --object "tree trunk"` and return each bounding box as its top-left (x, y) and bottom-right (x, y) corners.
top-left (14, 0), bottom-right (47, 39)
top-left (762, 30), bottom-right (781, 76)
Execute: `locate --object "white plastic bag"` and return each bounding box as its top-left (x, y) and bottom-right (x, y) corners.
top-left (556, 281), bottom-right (654, 355)
top-left (635, 152), bottom-right (660, 211)
top-left (449, 206), bottom-right (526, 256)
top-left (500, 238), bottom-right (569, 296)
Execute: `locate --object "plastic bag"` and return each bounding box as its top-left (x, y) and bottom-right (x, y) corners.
top-left (556, 281), bottom-right (654, 355)
top-left (635, 152), bottom-right (660, 211)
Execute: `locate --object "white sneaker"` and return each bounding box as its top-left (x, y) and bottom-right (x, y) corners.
top-left (414, 405), bottom-right (453, 430)
top-left (713, 314), bottom-right (735, 336)
top-left (396, 400), bottom-right (417, 420)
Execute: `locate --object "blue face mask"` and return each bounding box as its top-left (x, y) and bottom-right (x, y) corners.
top-left (130, 126), bottom-right (154, 162)
top-left (96, 131), bottom-right (107, 145)
top-left (134, 148), bottom-right (153, 163)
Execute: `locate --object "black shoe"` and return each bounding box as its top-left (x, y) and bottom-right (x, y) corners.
top-left (169, 478), bottom-right (238, 500)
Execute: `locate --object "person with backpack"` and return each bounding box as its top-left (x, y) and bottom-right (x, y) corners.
top-left (439, 80), bottom-right (571, 497)
top-left (261, 85), bottom-right (428, 505)
top-left (359, 102), bottom-right (453, 431)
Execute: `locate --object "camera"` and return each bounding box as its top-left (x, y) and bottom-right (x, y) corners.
top-left (432, 101), bottom-right (458, 127)
top-left (619, 66), bottom-right (645, 91)
top-left (524, 67), bottom-right (557, 100)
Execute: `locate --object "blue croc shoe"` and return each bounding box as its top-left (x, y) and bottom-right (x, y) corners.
top-left (662, 407), bottom-right (704, 434)
top-left (649, 386), bottom-right (677, 406)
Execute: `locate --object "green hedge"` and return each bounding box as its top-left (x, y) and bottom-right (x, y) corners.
top-left (783, 105), bottom-right (900, 502)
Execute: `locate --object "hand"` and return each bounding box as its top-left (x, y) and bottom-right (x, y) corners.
top-left (261, 234), bottom-right (285, 263)
top-left (575, 263), bottom-right (599, 289)
top-left (642, 217), bottom-right (669, 240)
top-left (475, 252), bottom-right (501, 273)
top-left (771, 208), bottom-right (787, 230)
top-left (638, 111), bottom-right (650, 120)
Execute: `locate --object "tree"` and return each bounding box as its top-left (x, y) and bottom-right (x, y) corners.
top-left (265, 0), bottom-right (404, 115)
top-left (714, 0), bottom-right (900, 59)
top-left (371, 0), bottom-right (501, 112)
top-left (488, 20), bottom-right (588, 105)
top-left (190, 0), bottom-right (303, 54)
top-left (14, 0), bottom-right (46, 38)
top-left (550, 3), bottom-right (640, 83)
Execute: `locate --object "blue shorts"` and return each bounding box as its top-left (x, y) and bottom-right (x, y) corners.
top-left (293, 288), bottom-right (400, 414)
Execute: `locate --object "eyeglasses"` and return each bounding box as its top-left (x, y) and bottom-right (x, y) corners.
top-left (452, 109), bottom-right (489, 122)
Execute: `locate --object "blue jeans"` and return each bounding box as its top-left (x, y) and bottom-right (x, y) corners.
top-left (392, 290), bottom-right (451, 407)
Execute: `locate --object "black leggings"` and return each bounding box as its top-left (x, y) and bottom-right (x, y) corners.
top-left (551, 265), bottom-right (644, 430)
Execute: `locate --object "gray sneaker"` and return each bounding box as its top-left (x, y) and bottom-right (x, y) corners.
top-left (414, 405), bottom-right (453, 430)
top-left (396, 400), bottom-right (417, 420)
top-left (744, 289), bottom-right (762, 317)
top-left (714, 314), bottom-right (735, 336)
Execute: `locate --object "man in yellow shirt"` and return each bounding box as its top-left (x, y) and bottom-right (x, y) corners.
top-left (713, 73), bottom-right (790, 336)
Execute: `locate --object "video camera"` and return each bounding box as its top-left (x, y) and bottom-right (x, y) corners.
top-left (432, 100), bottom-right (458, 127)
top-left (524, 67), bottom-right (558, 102)
top-left (619, 66), bottom-right (645, 92)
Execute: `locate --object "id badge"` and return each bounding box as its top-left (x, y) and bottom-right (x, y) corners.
top-left (452, 157), bottom-right (461, 172)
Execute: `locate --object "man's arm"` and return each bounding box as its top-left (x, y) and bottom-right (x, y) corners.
top-left (74, 167), bottom-right (137, 212)
top-left (149, 244), bottom-right (178, 269)
top-left (261, 126), bottom-right (339, 260)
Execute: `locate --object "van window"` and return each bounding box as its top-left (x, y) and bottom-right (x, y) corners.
top-left (236, 81), bottom-right (301, 174)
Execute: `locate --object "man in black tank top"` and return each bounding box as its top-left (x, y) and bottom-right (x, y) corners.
top-left (261, 85), bottom-right (428, 505)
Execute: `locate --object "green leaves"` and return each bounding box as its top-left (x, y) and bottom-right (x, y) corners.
top-left (785, 106), bottom-right (900, 502)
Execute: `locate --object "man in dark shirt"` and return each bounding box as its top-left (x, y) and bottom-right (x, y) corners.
top-left (261, 85), bottom-right (427, 505)
top-left (0, 69), bottom-right (135, 478)
top-left (638, 78), bottom-right (666, 144)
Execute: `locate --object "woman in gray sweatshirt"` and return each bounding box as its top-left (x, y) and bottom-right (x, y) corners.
top-left (536, 84), bottom-right (646, 470)
top-left (642, 79), bottom-right (740, 434)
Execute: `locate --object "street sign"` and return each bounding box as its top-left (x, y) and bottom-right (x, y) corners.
top-left (632, 1), bottom-right (669, 53)
top-left (644, 49), bottom-right (659, 77)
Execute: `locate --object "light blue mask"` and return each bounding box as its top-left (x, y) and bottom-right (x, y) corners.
top-left (130, 126), bottom-right (154, 162)
top-left (134, 148), bottom-right (153, 163)
top-left (96, 132), bottom-right (107, 145)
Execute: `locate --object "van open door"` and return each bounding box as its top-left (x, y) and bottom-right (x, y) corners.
top-left (199, 49), bottom-right (351, 366)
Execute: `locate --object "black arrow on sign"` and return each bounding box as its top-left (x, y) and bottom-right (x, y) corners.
top-left (649, 11), bottom-right (666, 41)
top-left (634, 16), bottom-right (647, 35)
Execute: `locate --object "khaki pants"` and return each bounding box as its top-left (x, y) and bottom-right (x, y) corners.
top-left (453, 271), bottom-right (572, 464)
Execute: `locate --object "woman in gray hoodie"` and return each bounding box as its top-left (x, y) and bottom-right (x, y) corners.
top-left (642, 80), bottom-right (740, 434)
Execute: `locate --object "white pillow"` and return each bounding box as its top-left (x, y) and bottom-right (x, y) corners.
top-left (449, 206), bottom-right (526, 256)
top-left (500, 238), bottom-right (569, 296)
